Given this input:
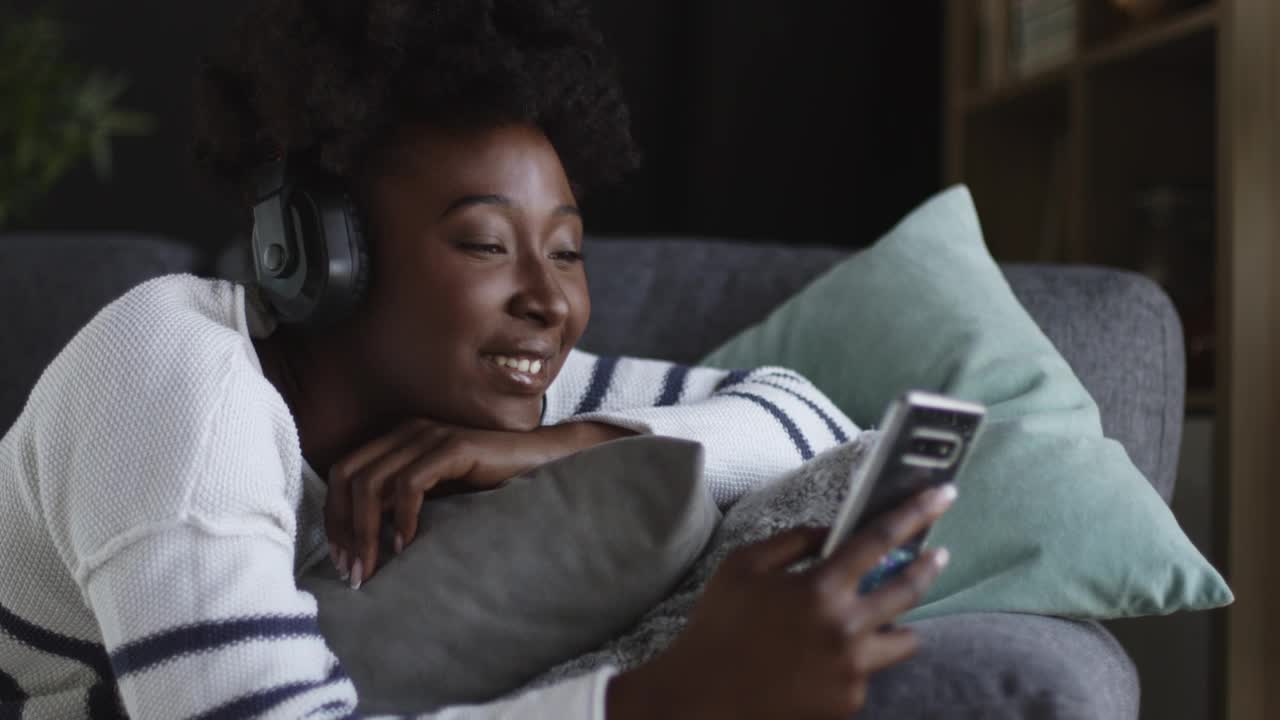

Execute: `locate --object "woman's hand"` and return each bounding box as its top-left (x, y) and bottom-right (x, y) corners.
top-left (324, 417), bottom-right (634, 587)
top-left (607, 484), bottom-right (956, 720)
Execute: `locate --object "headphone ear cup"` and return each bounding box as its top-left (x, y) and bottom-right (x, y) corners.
top-left (292, 183), bottom-right (367, 326)
top-left (345, 199), bottom-right (371, 307)
top-left (249, 165), bottom-right (368, 327)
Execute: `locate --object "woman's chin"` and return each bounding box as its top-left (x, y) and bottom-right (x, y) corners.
top-left (459, 397), bottom-right (544, 433)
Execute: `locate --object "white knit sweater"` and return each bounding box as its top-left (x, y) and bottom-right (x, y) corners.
top-left (0, 274), bottom-right (858, 719)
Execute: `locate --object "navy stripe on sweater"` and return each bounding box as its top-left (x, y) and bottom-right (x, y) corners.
top-left (190, 663), bottom-right (351, 720)
top-left (574, 355), bottom-right (620, 414)
top-left (655, 365), bottom-right (692, 406)
top-left (0, 667), bottom-right (24, 707)
top-left (109, 615), bottom-right (323, 678)
top-left (722, 390), bottom-right (814, 460)
top-left (713, 369), bottom-right (752, 392)
top-left (305, 699), bottom-right (351, 718)
top-left (87, 680), bottom-right (126, 720)
top-left (758, 380), bottom-right (850, 443)
top-left (0, 601), bottom-right (112, 679)
top-left (754, 369), bottom-right (806, 384)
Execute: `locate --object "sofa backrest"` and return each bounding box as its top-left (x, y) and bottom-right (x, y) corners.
top-left (0, 233), bottom-right (1182, 503)
top-left (580, 236), bottom-right (848, 364)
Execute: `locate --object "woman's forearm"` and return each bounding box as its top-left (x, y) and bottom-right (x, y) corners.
top-left (543, 351), bottom-right (858, 508)
top-left (534, 420), bottom-right (637, 464)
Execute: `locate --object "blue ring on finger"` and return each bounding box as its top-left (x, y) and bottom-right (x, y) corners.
top-left (858, 547), bottom-right (918, 595)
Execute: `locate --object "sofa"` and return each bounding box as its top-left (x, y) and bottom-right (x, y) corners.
top-left (0, 232), bottom-right (1186, 718)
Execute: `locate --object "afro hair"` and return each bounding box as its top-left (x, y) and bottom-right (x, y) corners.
top-left (192, 0), bottom-right (640, 209)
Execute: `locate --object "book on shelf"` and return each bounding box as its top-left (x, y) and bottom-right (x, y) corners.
top-left (1011, 0), bottom-right (1077, 77)
top-left (974, 0), bottom-right (1078, 89)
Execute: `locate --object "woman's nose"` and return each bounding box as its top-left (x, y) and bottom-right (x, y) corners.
top-left (508, 256), bottom-right (570, 327)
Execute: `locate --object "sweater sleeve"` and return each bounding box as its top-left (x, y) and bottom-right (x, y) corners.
top-left (83, 503), bottom-right (614, 719)
top-left (84, 525), bottom-right (615, 720)
top-left (53, 338), bottom-right (355, 718)
top-left (83, 525), bottom-right (354, 718)
top-left (543, 349), bottom-right (859, 506)
top-left (52, 338), bottom-right (613, 719)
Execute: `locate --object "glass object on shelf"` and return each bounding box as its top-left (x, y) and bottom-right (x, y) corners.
top-left (1133, 184), bottom-right (1215, 392)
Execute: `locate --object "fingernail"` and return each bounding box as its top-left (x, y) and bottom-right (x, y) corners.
top-left (349, 558), bottom-right (363, 590)
top-left (394, 533), bottom-right (404, 555)
top-left (337, 550), bottom-right (350, 581)
top-left (929, 484), bottom-right (958, 510)
top-left (329, 544), bottom-right (343, 575)
top-left (933, 547), bottom-right (951, 568)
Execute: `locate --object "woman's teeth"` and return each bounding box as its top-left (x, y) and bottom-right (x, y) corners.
top-left (490, 355), bottom-right (543, 374)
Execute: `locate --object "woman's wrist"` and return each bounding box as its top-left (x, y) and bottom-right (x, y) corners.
top-left (537, 421), bottom-right (636, 460)
top-left (605, 661), bottom-right (692, 720)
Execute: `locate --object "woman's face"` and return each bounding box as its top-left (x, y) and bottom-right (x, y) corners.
top-left (354, 123), bottom-right (590, 432)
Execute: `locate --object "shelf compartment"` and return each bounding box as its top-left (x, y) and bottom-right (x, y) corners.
top-left (962, 79), bottom-right (1074, 263)
top-left (965, 62), bottom-right (1074, 114)
top-left (1081, 28), bottom-right (1217, 390)
top-left (1185, 389), bottom-right (1216, 415)
top-left (1082, 2), bottom-right (1219, 70)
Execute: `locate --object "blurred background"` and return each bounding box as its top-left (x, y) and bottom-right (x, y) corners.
top-left (0, 1), bottom-right (944, 255)
top-left (3, 1), bottom-right (1277, 719)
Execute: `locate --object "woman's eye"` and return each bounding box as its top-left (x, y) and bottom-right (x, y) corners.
top-left (459, 242), bottom-right (506, 255)
top-left (552, 250), bottom-right (585, 263)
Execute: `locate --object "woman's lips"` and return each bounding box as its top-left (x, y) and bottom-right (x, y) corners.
top-left (482, 353), bottom-right (549, 393)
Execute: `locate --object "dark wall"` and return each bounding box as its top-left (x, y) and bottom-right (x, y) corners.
top-left (10, 2), bottom-right (943, 258)
top-left (588, 2), bottom-right (945, 247)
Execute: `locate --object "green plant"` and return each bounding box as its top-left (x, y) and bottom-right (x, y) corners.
top-left (0, 9), bottom-right (154, 227)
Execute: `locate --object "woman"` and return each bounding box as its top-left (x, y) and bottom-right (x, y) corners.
top-left (0, 1), bottom-right (954, 718)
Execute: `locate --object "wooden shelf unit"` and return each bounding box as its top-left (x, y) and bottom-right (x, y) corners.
top-left (945, 2), bottom-right (1280, 719)
top-left (1185, 389), bottom-right (1217, 415)
top-left (963, 3), bottom-right (1220, 112)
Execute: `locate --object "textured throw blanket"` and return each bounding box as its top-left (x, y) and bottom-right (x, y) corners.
top-left (521, 430), bottom-right (882, 692)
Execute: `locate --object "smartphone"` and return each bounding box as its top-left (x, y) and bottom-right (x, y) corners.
top-left (820, 391), bottom-right (986, 593)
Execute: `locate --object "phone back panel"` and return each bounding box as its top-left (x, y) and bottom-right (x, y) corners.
top-left (854, 396), bottom-right (985, 536)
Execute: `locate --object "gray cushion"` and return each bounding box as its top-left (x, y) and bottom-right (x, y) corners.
top-left (300, 435), bottom-right (718, 714)
top-left (582, 236), bottom-right (1182, 504)
top-left (871, 612), bottom-right (1139, 720)
top-left (0, 233), bottom-right (200, 434)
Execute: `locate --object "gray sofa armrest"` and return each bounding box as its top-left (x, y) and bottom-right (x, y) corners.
top-left (868, 612), bottom-right (1139, 720)
top-left (1001, 265), bottom-right (1184, 504)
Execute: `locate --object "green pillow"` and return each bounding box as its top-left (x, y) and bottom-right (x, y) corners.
top-left (701, 185), bottom-right (1232, 621)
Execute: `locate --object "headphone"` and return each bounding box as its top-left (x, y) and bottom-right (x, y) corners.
top-left (249, 160), bottom-right (370, 327)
